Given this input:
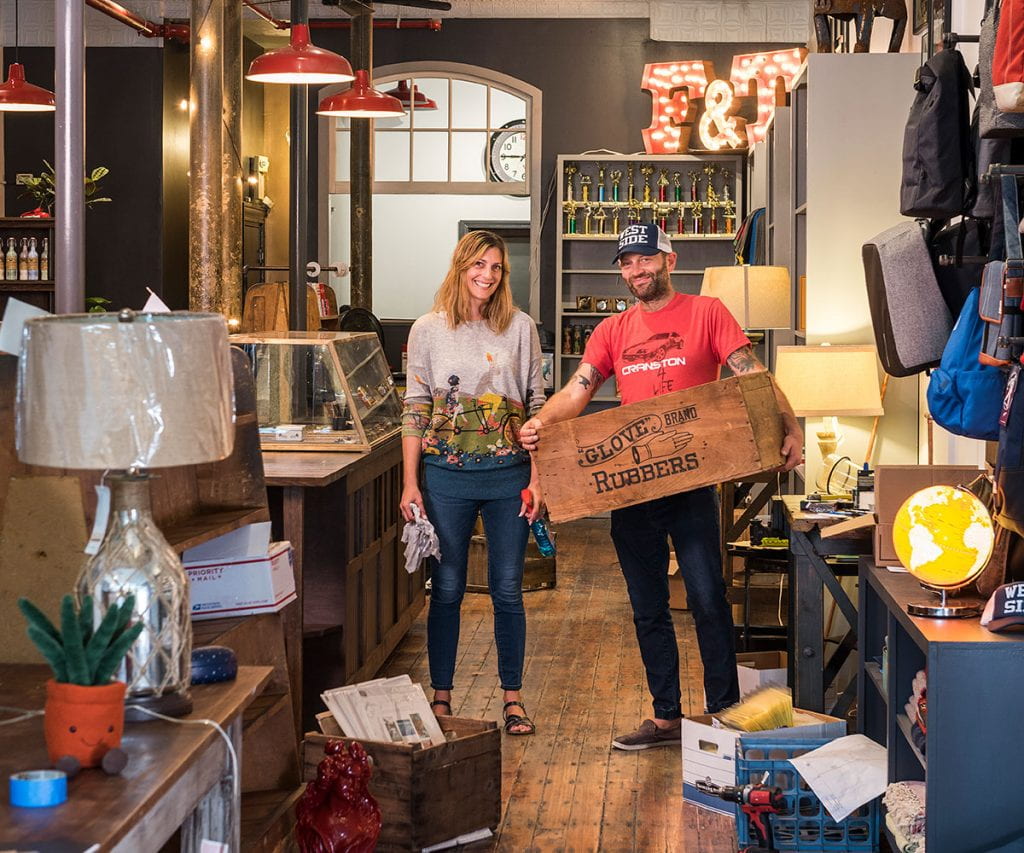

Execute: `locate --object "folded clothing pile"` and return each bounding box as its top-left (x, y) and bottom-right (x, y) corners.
top-left (883, 780), bottom-right (926, 852)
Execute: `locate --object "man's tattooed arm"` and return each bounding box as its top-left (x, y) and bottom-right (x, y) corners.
top-left (574, 363), bottom-right (605, 392)
top-left (726, 345), bottom-right (765, 375)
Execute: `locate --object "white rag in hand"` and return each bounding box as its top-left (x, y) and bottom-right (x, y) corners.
top-left (400, 503), bottom-right (441, 574)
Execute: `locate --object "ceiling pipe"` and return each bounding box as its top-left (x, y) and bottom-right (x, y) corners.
top-left (84, 1), bottom-right (438, 43)
top-left (85, 0), bottom-right (190, 43)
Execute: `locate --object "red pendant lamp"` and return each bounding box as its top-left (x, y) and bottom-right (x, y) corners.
top-left (317, 70), bottom-right (405, 118)
top-left (246, 24), bottom-right (354, 85)
top-left (0, 0), bottom-right (55, 112)
top-left (382, 79), bottom-right (437, 111)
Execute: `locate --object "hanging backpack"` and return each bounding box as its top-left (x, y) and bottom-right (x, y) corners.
top-left (862, 221), bottom-right (953, 377)
top-left (926, 287), bottom-right (1006, 441)
top-left (900, 49), bottom-right (977, 218)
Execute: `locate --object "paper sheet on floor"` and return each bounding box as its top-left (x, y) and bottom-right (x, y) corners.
top-left (788, 734), bottom-right (888, 823)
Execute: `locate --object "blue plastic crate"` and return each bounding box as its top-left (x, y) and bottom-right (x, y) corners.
top-left (736, 737), bottom-right (880, 852)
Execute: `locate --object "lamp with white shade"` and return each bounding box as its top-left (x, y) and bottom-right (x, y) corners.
top-left (700, 265), bottom-right (792, 331)
top-left (773, 344), bottom-right (884, 494)
top-left (16, 310), bottom-right (235, 718)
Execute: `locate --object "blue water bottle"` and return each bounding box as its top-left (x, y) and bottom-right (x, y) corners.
top-left (521, 489), bottom-right (556, 557)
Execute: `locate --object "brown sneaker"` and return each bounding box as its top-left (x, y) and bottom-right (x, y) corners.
top-left (612, 718), bottom-right (682, 751)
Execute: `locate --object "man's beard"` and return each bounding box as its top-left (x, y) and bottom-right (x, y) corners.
top-left (625, 259), bottom-right (671, 303)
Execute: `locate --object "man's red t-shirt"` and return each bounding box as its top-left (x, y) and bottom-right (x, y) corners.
top-left (583, 292), bottom-right (750, 406)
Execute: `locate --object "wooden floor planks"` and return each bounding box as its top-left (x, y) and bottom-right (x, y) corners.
top-left (379, 517), bottom-right (736, 852)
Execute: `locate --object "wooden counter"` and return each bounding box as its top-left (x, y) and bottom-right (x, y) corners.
top-left (263, 436), bottom-right (425, 731)
top-left (0, 664), bottom-right (271, 851)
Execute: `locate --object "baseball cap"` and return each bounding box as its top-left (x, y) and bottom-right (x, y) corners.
top-left (612, 224), bottom-right (673, 265)
top-left (980, 581), bottom-right (1024, 631)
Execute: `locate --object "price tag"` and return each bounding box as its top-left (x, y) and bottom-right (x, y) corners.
top-left (85, 484), bottom-right (111, 556)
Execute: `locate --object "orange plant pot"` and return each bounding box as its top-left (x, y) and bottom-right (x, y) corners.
top-left (43, 679), bottom-right (126, 768)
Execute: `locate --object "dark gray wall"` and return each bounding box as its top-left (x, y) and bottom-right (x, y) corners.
top-left (3, 46), bottom-right (164, 312)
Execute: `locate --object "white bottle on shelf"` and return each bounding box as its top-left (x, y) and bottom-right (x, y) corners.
top-left (26, 237), bottom-right (38, 281)
top-left (18, 238), bottom-right (28, 281)
top-left (39, 237), bottom-right (48, 281)
top-left (5, 237), bottom-right (16, 281)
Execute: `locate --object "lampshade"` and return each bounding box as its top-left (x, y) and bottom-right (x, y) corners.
top-left (700, 265), bottom-right (791, 329)
top-left (317, 70), bottom-right (406, 118)
top-left (245, 24), bottom-right (355, 85)
top-left (382, 79), bottom-right (437, 110)
top-left (16, 310), bottom-right (235, 469)
top-left (773, 345), bottom-right (884, 417)
top-left (0, 62), bottom-right (55, 112)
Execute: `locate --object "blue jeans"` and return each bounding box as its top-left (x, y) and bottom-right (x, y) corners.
top-left (423, 464), bottom-right (530, 692)
top-left (610, 486), bottom-right (739, 718)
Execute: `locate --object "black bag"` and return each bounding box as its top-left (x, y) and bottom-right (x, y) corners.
top-left (900, 49), bottom-right (977, 218)
top-left (863, 221), bottom-right (953, 376)
top-left (928, 216), bottom-right (991, 316)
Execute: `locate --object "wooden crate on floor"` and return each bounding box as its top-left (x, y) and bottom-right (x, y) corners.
top-left (466, 534), bottom-right (556, 593)
top-left (303, 716), bottom-right (501, 852)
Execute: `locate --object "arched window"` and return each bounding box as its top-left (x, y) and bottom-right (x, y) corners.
top-left (321, 63), bottom-right (542, 320)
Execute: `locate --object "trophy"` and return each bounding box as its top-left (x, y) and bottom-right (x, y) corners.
top-left (691, 199), bottom-right (703, 235)
top-left (593, 205), bottom-right (608, 235)
top-left (723, 198), bottom-right (736, 235)
top-left (688, 170), bottom-right (700, 203)
top-left (563, 199), bottom-right (579, 234)
top-left (655, 203), bottom-right (670, 233)
top-left (657, 169), bottom-right (669, 202)
top-left (676, 202), bottom-right (686, 235)
top-left (704, 164), bottom-right (719, 235)
top-left (583, 202), bottom-right (595, 235)
top-left (627, 162), bottom-right (636, 202)
top-left (581, 174), bottom-right (592, 204)
top-left (565, 162), bottom-right (578, 202)
top-left (610, 169), bottom-right (622, 202)
top-left (597, 163), bottom-right (607, 203)
top-left (612, 205), bottom-right (622, 234)
top-left (672, 172), bottom-right (682, 203)
top-left (641, 165), bottom-right (654, 203)
top-left (627, 198), bottom-right (643, 224)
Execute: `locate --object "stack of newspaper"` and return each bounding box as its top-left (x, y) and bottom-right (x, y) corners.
top-left (321, 675), bottom-right (446, 747)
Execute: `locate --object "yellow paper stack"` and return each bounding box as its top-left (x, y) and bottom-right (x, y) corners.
top-left (716, 686), bottom-right (794, 731)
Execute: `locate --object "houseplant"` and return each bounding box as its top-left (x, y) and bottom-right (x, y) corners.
top-left (18, 160), bottom-right (111, 217)
top-left (19, 593), bottom-right (143, 767)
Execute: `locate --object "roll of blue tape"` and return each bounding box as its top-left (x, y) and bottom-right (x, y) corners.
top-left (9, 769), bottom-right (67, 808)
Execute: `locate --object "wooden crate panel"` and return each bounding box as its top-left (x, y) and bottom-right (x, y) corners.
top-left (536, 374), bottom-right (784, 523)
top-left (304, 717), bottom-right (501, 851)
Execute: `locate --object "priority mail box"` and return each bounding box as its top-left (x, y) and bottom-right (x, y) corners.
top-left (736, 651), bottom-right (788, 698)
top-left (184, 523), bottom-right (297, 620)
top-left (873, 464), bottom-right (982, 566)
top-left (682, 709), bottom-right (846, 815)
top-left (536, 374), bottom-right (784, 523)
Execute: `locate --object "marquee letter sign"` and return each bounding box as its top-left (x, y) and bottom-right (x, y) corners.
top-left (641, 48), bottom-right (807, 154)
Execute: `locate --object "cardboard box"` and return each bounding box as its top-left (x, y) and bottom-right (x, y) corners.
top-left (735, 650), bottom-right (788, 697)
top-left (466, 533), bottom-right (556, 593)
top-left (304, 716), bottom-right (501, 852)
top-left (682, 709), bottom-right (847, 815)
top-left (668, 556), bottom-right (688, 610)
top-left (184, 523), bottom-right (297, 620)
top-left (873, 464), bottom-right (982, 566)
top-left (536, 374), bottom-right (784, 523)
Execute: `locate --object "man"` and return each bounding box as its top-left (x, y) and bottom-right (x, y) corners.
top-left (519, 224), bottom-right (802, 750)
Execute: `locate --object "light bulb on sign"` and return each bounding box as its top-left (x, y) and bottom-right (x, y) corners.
top-left (698, 79), bottom-right (745, 151)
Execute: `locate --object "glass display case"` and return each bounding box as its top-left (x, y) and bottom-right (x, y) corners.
top-left (232, 331), bottom-right (402, 451)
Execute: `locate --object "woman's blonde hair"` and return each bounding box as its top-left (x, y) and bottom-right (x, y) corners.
top-left (433, 230), bottom-right (515, 333)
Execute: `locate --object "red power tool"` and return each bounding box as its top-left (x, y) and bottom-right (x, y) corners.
top-left (696, 779), bottom-right (785, 853)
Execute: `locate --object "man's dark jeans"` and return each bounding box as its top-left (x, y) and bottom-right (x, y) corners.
top-left (610, 486), bottom-right (739, 718)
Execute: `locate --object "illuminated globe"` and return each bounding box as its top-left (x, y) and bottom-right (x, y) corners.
top-left (892, 486), bottom-right (994, 616)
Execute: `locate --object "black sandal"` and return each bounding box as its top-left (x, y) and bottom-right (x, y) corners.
top-left (503, 701), bottom-right (536, 736)
top-left (430, 699), bottom-right (452, 717)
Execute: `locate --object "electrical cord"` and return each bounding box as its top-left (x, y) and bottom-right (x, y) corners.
top-left (130, 705), bottom-right (240, 844)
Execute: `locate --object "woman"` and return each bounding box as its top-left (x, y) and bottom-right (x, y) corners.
top-left (400, 230), bottom-right (544, 736)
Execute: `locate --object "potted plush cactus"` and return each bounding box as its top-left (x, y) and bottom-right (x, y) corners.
top-left (19, 594), bottom-right (144, 768)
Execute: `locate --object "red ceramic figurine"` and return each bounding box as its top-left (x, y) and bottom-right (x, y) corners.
top-left (295, 740), bottom-right (382, 853)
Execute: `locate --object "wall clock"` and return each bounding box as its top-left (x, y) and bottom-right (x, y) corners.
top-left (488, 120), bottom-right (527, 183)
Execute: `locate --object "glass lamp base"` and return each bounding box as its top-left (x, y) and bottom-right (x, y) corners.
top-left (125, 690), bottom-right (194, 722)
top-left (907, 601), bottom-right (980, 618)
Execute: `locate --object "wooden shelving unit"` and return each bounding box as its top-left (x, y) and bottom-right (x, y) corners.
top-left (0, 217), bottom-right (55, 314)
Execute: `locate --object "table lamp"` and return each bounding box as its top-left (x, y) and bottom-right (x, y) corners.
top-left (773, 345), bottom-right (884, 495)
top-left (16, 310), bottom-right (235, 718)
top-left (700, 265), bottom-right (792, 331)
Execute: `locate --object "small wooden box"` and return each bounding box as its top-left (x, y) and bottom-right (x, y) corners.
top-left (303, 716), bottom-right (501, 852)
top-left (536, 374), bottom-right (784, 523)
top-left (466, 534), bottom-right (556, 593)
